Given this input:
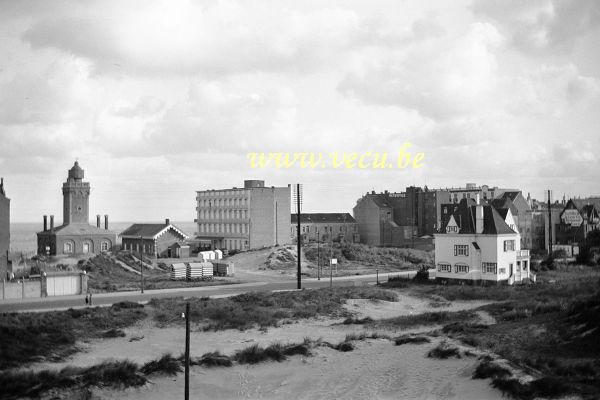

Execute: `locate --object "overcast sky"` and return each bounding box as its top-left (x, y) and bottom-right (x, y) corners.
top-left (1, 0), bottom-right (599, 223)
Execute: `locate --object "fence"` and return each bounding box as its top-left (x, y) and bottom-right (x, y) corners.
top-left (1, 273), bottom-right (88, 300)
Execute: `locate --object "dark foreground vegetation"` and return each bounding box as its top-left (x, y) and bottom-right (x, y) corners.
top-left (0, 302), bottom-right (146, 370)
top-left (0, 337), bottom-right (368, 399)
top-left (149, 286), bottom-right (398, 330)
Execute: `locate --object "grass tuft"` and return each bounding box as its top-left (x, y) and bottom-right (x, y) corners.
top-left (427, 341), bottom-right (461, 359)
top-left (394, 335), bottom-right (431, 346)
top-left (140, 353), bottom-right (182, 376)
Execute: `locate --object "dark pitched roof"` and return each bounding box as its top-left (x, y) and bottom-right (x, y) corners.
top-left (489, 197), bottom-right (518, 216)
top-left (440, 199), bottom-right (515, 235)
top-left (500, 191), bottom-right (520, 201)
top-left (120, 223), bottom-right (188, 239)
top-left (292, 213), bottom-right (356, 224)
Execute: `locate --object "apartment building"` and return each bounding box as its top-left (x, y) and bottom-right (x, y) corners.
top-left (195, 180), bottom-right (291, 251)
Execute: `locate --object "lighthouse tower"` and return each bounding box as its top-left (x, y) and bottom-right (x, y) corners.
top-left (62, 161), bottom-right (90, 225)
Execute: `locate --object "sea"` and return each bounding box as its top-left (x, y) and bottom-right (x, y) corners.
top-left (9, 221), bottom-right (198, 254)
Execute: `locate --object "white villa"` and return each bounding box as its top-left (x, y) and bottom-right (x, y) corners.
top-left (434, 196), bottom-right (531, 285)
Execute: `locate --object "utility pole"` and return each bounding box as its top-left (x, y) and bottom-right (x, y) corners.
top-left (139, 235), bottom-right (144, 293)
top-left (184, 302), bottom-right (190, 400)
top-left (547, 189), bottom-right (553, 255)
top-left (295, 184), bottom-right (302, 290)
top-left (317, 229), bottom-right (320, 280)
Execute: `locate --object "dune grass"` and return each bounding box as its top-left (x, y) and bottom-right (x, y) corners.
top-left (0, 303), bottom-right (146, 370)
top-left (149, 286), bottom-right (398, 331)
top-left (394, 335), bottom-right (431, 346)
top-left (427, 341), bottom-right (461, 359)
top-left (140, 353), bottom-right (182, 376)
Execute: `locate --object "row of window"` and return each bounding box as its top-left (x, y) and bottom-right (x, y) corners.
top-left (293, 225), bottom-right (356, 234)
top-left (225, 238), bottom-right (249, 251)
top-left (197, 197), bottom-right (248, 207)
top-left (438, 262), bottom-right (508, 275)
top-left (198, 223), bottom-right (248, 235)
top-left (63, 240), bottom-right (110, 253)
top-left (453, 240), bottom-right (516, 257)
top-left (198, 209), bottom-right (248, 220)
top-left (123, 242), bottom-right (153, 253)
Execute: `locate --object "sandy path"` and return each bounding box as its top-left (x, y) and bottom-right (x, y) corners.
top-left (93, 339), bottom-right (502, 400)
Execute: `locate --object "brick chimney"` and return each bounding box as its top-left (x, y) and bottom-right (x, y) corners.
top-left (50, 215), bottom-right (54, 231)
top-left (165, 218), bottom-right (170, 225)
top-left (104, 215), bottom-right (109, 230)
top-left (97, 214), bottom-right (101, 228)
top-left (43, 215), bottom-right (48, 232)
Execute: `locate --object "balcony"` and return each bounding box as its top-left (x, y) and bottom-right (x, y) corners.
top-left (516, 249), bottom-right (530, 258)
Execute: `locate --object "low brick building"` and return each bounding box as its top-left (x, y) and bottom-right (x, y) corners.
top-left (120, 219), bottom-right (189, 258)
top-left (290, 213), bottom-right (359, 243)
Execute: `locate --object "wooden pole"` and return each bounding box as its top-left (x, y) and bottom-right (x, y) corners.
top-left (140, 235), bottom-right (144, 293)
top-left (296, 184), bottom-right (301, 290)
top-left (185, 301), bottom-right (190, 400)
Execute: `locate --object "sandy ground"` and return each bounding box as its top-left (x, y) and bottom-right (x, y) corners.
top-left (93, 339), bottom-right (502, 400)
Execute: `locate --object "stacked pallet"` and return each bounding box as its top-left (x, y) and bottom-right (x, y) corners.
top-left (187, 262), bottom-right (214, 280)
top-left (213, 261), bottom-right (235, 277)
top-left (198, 251), bottom-right (216, 261)
top-left (170, 263), bottom-right (187, 280)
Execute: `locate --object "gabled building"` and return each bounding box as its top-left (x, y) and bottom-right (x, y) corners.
top-left (353, 191), bottom-right (404, 247)
top-left (120, 219), bottom-right (189, 258)
top-left (555, 199), bottom-right (600, 246)
top-left (290, 213), bottom-right (359, 243)
top-left (434, 197), bottom-right (531, 285)
top-left (37, 162), bottom-right (117, 256)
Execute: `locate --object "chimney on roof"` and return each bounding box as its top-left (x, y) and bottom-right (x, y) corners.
top-left (97, 215), bottom-right (101, 228)
top-left (43, 215), bottom-right (47, 232)
top-left (50, 215), bottom-right (54, 231)
top-left (104, 215), bottom-right (109, 230)
top-left (165, 218), bottom-right (170, 225)
top-left (475, 198), bottom-right (484, 234)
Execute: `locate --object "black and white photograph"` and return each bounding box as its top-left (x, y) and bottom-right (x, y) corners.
top-left (1, 0), bottom-right (599, 399)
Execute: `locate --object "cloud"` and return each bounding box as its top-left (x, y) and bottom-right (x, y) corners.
top-left (471, 0), bottom-right (600, 53)
top-left (337, 22), bottom-right (503, 121)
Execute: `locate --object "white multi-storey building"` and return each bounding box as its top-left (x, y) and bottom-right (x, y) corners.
top-left (434, 196), bottom-right (531, 285)
top-left (195, 180), bottom-right (291, 251)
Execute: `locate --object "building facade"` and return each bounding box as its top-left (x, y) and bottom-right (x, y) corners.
top-left (434, 197), bottom-right (531, 285)
top-left (290, 213), bottom-right (359, 243)
top-left (36, 162), bottom-right (117, 256)
top-left (120, 219), bottom-right (189, 257)
top-left (195, 180), bottom-right (291, 251)
top-left (0, 178), bottom-right (10, 278)
top-left (554, 199), bottom-right (600, 246)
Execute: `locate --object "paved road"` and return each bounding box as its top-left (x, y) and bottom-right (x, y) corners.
top-left (0, 271), bottom-right (417, 313)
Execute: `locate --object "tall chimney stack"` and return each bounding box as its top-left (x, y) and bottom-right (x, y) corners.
top-left (104, 215), bottom-right (109, 230)
top-left (97, 214), bottom-right (101, 228)
top-left (475, 195), bottom-right (484, 234)
top-left (165, 218), bottom-right (170, 225)
top-left (43, 215), bottom-right (48, 232)
top-left (50, 215), bottom-right (54, 231)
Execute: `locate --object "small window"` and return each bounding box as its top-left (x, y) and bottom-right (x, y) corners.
top-left (101, 241), bottom-right (109, 251)
top-left (437, 263), bottom-right (451, 273)
top-left (504, 240), bottom-right (515, 252)
top-left (482, 262), bottom-right (497, 274)
top-left (454, 245), bottom-right (469, 256)
top-left (455, 264), bottom-right (469, 273)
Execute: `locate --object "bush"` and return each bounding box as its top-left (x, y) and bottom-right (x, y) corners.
top-left (102, 329), bottom-right (126, 338)
top-left (394, 335), bottom-right (430, 346)
top-left (342, 316), bottom-right (373, 325)
top-left (335, 342), bottom-right (354, 352)
top-left (140, 353), bottom-right (182, 376)
top-left (473, 360), bottom-right (512, 380)
top-left (427, 342), bottom-right (461, 359)
top-left (194, 351), bottom-right (233, 367)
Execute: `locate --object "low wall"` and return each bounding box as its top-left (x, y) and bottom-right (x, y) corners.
top-left (1, 273), bottom-right (88, 300)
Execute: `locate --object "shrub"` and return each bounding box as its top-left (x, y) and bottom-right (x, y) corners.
top-left (335, 342), bottom-right (354, 352)
top-left (342, 316), bottom-right (373, 325)
top-left (394, 335), bottom-right (430, 346)
top-left (473, 360), bottom-right (512, 380)
top-left (442, 322), bottom-right (488, 334)
top-left (427, 342), bottom-right (461, 359)
top-left (140, 353), bottom-right (182, 376)
top-left (102, 329), bottom-right (126, 338)
top-left (195, 351), bottom-right (233, 367)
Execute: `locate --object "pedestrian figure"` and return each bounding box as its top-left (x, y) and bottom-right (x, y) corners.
top-left (85, 294), bottom-right (89, 305)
